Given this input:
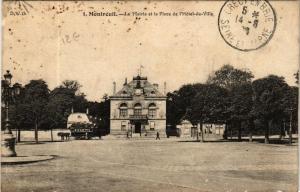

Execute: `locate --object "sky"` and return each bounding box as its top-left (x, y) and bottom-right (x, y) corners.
top-left (2, 1), bottom-right (299, 101)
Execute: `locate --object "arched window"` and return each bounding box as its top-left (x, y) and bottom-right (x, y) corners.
top-left (119, 103), bottom-right (128, 118)
top-left (134, 103), bottom-right (142, 116)
top-left (148, 103), bottom-right (157, 118)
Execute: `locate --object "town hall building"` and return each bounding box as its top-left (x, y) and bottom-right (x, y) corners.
top-left (110, 75), bottom-right (167, 137)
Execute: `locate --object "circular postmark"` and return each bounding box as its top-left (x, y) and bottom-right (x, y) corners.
top-left (218, 0), bottom-right (276, 51)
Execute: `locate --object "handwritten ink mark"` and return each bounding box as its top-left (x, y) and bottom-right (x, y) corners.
top-left (61, 32), bottom-right (80, 44)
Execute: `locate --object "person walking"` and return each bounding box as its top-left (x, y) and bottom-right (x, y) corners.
top-left (156, 131), bottom-right (160, 140)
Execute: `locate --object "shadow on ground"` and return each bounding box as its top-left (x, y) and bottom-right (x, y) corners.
top-left (16, 138), bottom-right (103, 145)
top-left (178, 138), bottom-right (298, 145)
top-left (16, 141), bottom-right (64, 145)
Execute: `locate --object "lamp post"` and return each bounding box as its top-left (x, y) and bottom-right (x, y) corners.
top-left (1, 70), bottom-right (21, 157)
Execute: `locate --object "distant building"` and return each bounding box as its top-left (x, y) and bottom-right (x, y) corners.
top-left (67, 112), bottom-right (91, 128)
top-left (109, 75), bottom-right (167, 137)
top-left (203, 124), bottom-right (225, 135)
top-left (177, 120), bottom-right (193, 137)
top-left (176, 119), bottom-right (225, 138)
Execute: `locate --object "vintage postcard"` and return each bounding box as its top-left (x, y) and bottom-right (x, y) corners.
top-left (1, 0), bottom-right (299, 192)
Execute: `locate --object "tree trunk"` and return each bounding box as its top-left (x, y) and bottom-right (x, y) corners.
top-left (264, 120), bottom-right (270, 144)
top-left (238, 121), bottom-right (242, 141)
top-left (35, 119), bottom-right (39, 144)
top-left (249, 120), bottom-right (254, 142)
top-left (18, 129), bottom-right (21, 142)
top-left (50, 128), bottom-right (53, 142)
top-left (279, 121), bottom-right (284, 140)
top-left (249, 130), bottom-right (252, 142)
top-left (196, 123), bottom-right (199, 142)
top-left (289, 114), bottom-right (292, 145)
top-left (223, 123), bottom-right (228, 139)
top-left (230, 125), bottom-right (233, 140)
top-left (200, 122), bottom-right (204, 142)
top-left (15, 129), bottom-right (18, 143)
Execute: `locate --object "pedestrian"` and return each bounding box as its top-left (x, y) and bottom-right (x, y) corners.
top-left (126, 131), bottom-right (129, 139)
top-left (156, 131), bottom-right (160, 140)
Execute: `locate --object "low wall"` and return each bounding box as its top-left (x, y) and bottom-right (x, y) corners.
top-left (7, 129), bottom-right (71, 142)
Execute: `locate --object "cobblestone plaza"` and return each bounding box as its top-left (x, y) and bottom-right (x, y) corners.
top-left (2, 138), bottom-right (298, 192)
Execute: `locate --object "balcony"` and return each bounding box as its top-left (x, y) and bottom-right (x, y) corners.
top-left (129, 114), bottom-right (148, 120)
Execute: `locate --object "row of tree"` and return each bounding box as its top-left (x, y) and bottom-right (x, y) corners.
top-left (2, 80), bottom-right (110, 143)
top-left (167, 65), bottom-right (298, 143)
top-left (2, 64), bottom-right (298, 144)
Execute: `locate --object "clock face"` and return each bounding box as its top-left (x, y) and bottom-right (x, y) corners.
top-left (135, 89), bottom-right (142, 96)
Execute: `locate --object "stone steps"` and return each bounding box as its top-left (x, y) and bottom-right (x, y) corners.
top-left (104, 130), bottom-right (166, 139)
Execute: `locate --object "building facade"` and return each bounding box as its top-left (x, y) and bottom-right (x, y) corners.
top-left (177, 120), bottom-right (193, 137)
top-left (110, 75), bottom-right (167, 137)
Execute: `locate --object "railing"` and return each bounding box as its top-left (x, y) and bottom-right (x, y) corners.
top-left (129, 114), bottom-right (148, 120)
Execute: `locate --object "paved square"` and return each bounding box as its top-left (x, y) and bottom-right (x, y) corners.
top-left (1, 138), bottom-right (298, 192)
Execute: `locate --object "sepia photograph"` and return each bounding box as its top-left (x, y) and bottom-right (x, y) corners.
top-left (1, 0), bottom-right (299, 191)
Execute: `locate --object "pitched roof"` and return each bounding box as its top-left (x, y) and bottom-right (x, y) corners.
top-left (67, 113), bottom-right (91, 124)
top-left (112, 76), bottom-right (165, 97)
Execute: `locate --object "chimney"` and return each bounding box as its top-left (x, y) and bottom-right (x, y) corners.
top-left (153, 83), bottom-right (159, 90)
top-left (113, 81), bottom-right (116, 94)
top-left (86, 108), bottom-right (89, 115)
top-left (123, 78), bottom-right (127, 86)
top-left (164, 82), bottom-right (167, 95)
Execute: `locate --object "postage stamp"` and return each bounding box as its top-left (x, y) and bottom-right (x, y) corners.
top-left (218, 0), bottom-right (276, 51)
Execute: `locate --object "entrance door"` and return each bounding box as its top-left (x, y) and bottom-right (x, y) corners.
top-left (135, 122), bottom-right (141, 133)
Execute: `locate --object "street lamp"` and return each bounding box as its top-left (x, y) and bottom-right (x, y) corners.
top-left (1, 70), bottom-right (21, 157)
